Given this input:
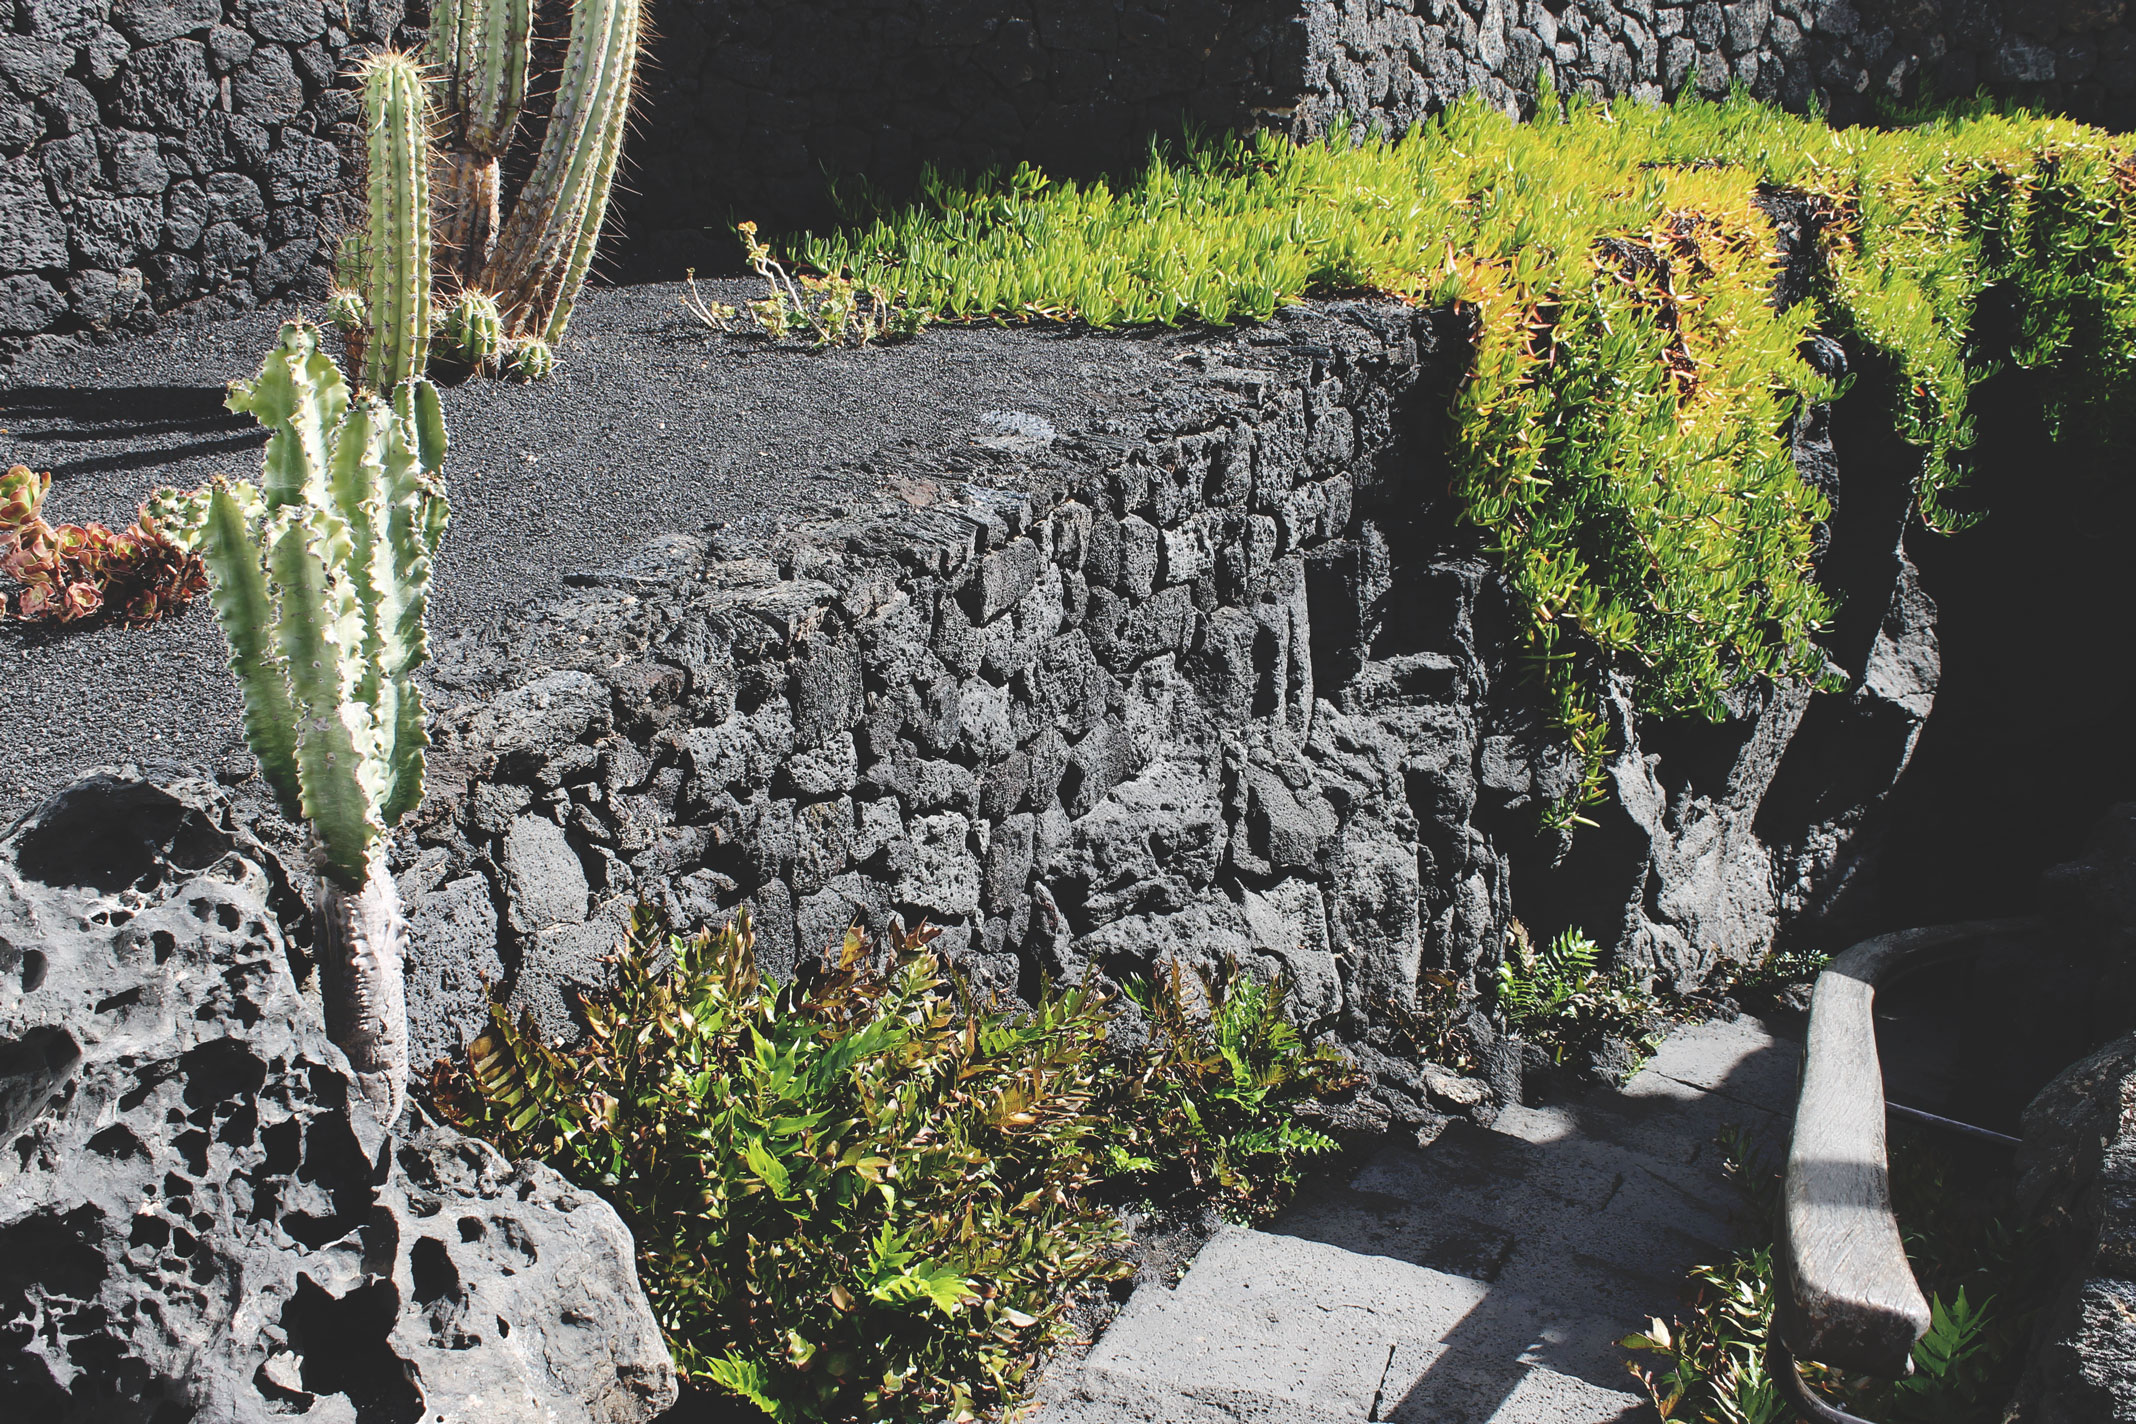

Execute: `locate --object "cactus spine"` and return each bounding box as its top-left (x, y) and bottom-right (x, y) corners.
top-left (361, 52), bottom-right (433, 394)
top-left (187, 320), bottom-right (451, 1130)
top-left (482, 0), bottom-right (642, 346)
top-left (427, 0), bottom-right (531, 278)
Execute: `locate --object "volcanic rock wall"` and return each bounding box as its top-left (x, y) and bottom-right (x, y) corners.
top-left (4, 0), bottom-right (2131, 352)
top-left (387, 298), bottom-right (1933, 1115)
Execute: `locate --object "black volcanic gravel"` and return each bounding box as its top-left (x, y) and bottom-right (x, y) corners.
top-left (1, 279), bottom-right (1191, 826)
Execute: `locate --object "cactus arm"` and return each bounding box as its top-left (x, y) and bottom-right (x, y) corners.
top-left (540, 40), bottom-right (632, 346)
top-left (200, 481), bottom-right (304, 813)
top-left (362, 54), bottom-right (433, 393)
top-left (326, 397), bottom-right (393, 726)
top-left (484, 0), bottom-right (641, 336)
top-left (398, 378), bottom-right (450, 501)
top-left (375, 385), bottom-right (449, 826)
top-left (425, 0), bottom-right (462, 112)
top-left (226, 322), bottom-right (347, 509)
top-left (267, 506), bottom-right (379, 890)
top-left (464, 0), bottom-right (532, 154)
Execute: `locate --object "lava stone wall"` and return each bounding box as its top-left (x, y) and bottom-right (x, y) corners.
top-left (387, 296), bottom-right (1934, 1117)
top-left (0, 0), bottom-right (412, 357)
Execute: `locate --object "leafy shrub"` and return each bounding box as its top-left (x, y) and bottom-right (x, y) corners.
top-left (0, 464), bottom-right (206, 625)
top-left (1096, 957), bottom-right (1363, 1223)
top-left (1497, 924), bottom-right (1659, 1074)
top-left (794, 96), bottom-right (2136, 820)
top-left (444, 909), bottom-right (1127, 1424)
top-left (1621, 1124), bottom-right (2046, 1423)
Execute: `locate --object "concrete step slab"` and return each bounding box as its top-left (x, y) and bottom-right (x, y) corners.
top-left (1064, 1227), bottom-right (1647, 1424)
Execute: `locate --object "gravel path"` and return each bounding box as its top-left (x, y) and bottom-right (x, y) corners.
top-left (1, 280), bottom-right (1183, 827)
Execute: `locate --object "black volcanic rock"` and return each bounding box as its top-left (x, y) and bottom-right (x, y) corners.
top-left (0, 769), bottom-right (677, 1423)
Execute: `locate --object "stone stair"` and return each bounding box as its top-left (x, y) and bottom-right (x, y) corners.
top-left (1038, 1017), bottom-right (1800, 1424)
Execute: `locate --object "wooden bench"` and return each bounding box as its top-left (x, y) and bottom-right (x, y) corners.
top-left (1770, 917), bottom-right (2043, 1423)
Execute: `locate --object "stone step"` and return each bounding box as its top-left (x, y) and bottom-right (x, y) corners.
top-left (1047, 1228), bottom-right (1646, 1424)
top-left (1039, 1017), bottom-right (1798, 1424)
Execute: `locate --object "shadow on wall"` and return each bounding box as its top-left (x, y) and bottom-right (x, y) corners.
top-left (616, 0), bottom-right (1315, 276)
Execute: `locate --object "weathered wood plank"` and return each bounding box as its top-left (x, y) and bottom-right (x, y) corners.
top-left (1777, 917), bottom-right (2043, 1378)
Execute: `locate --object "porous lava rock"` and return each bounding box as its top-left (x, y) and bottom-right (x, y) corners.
top-left (0, 768), bottom-right (677, 1423)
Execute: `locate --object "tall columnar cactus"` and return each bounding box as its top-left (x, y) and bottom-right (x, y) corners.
top-left (173, 320), bottom-right (450, 1128)
top-left (481, 0), bottom-right (643, 346)
top-left (360, 51), bottom-right (433, 393)
top-left (427, 0), bottom-right (532, 278)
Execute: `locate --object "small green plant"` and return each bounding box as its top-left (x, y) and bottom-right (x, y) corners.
top-left (1497, 924), bottom-right (1659, 1074)
top-left (1097, 956), bottom-right (1362, 1222)
top-left (0, 464), bottom-right (206, 625)
top-left (1622, 1125), bottom-right (2043, 1424)
top-left (353, 51), bottom-right (432, 394)
top-left (446, 908), bottom-right (1127, 1424)
top-left (681, 222), bottom-right (933, 348)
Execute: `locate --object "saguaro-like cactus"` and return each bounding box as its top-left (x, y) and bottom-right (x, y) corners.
top-left (427, 0), bottom-right (532, 278)
top-left (481, 0), bottom-right (642, 346)
top-left (361, 52), bottom-right (433, 393)
top-left (171, 320), bottom-right (450, 1129)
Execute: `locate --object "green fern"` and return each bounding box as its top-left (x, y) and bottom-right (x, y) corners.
top-left (1099, 956), bottom-right (1361, 1221)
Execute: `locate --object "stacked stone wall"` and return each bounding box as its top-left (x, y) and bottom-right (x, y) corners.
top-left (386, 296), bottom-right (1933, 1118)
top-left (0, 0), bottom-right (416, 356)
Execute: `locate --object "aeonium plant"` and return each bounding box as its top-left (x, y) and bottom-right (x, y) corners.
top-left (0, 463), bottom-right (207, 625)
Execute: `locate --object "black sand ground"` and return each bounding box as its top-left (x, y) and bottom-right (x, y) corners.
top-left (1, 279), bottom-right (1186, 827)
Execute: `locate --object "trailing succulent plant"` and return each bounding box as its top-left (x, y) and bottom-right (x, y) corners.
top-left (0, 463), bottom-right (207, 625)
top-left (163, 320), bottom-right (450, 1128)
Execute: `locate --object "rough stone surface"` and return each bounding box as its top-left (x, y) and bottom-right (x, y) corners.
top-left (0, 769), bottom-right (677, 1423)
top-left (2015, 1031), bottom-right (2136, 1424)
top-left (391, 293), bottom-right (1935, 1118)
top-left (1036, 1015), bottom-right (1797, 1422)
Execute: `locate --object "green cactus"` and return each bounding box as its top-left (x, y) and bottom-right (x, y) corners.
top-left (503, 335), bottom-right (554, 381)
top-left (439, 289), bottom-right (504, 369)
top-left (181, 319), bottom-right (450, 1129)
top-left (481, 0), bottom-right (642, 347)
top-left (428, 0), bottom-right (532, 279)
top-left (360, 51), bottom-right (433, 394)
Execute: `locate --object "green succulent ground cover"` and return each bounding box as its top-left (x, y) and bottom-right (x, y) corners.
top-left (797, 95), bottom-right (2136, 818)
top-left (444, 912), bottom-right (1357, 1423)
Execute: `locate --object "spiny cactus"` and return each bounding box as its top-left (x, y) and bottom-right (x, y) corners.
top-left (503, 335), bottom-right (553, 381)
top-left (428, 0), bottom-right (532, 279)
top-left (174, 320), bottom-right (451, 1128)
top-left (359, 51), bottom-right (433, 393)
top-left (481, 0), bottom-right (642, 347)
top-left (439, 289), bottom-right (504, 369)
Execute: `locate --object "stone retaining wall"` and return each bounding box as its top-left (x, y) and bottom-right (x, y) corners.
top-left (0, 0), bottom-right (413, 355)
top-left (4, 0), bottom-right (2130, 354)
top-left (390, 296), bottom-right (1934, 1114)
